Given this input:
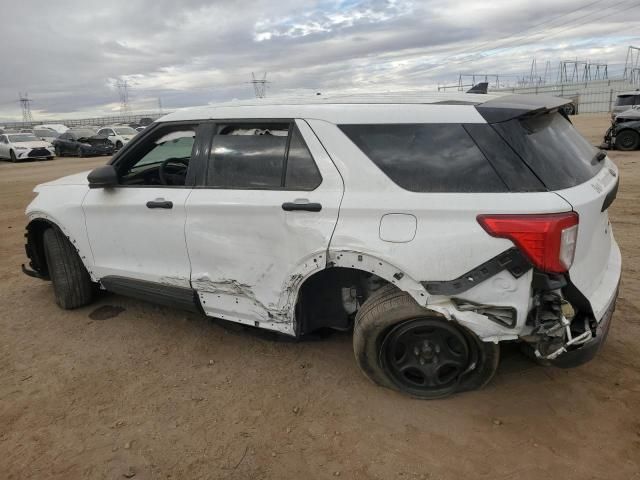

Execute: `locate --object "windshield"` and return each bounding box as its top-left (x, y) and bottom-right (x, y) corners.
top-left (616, 95), bottom-right (639, 107)
top-left (115, 127), bottom-right (136, 135)
top-left (492, 111), bottom-right (601, 190)
top-left (71, 129), bottom-right (96, 138)
top-left (9, 134), bottom-right (38, 143)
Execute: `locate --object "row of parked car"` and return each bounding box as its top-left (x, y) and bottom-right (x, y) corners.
top-left (0, 123), bottom-right (145, 162)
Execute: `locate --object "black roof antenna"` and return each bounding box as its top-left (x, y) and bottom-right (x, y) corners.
top-left (466, 82), bottom-right (489, 94)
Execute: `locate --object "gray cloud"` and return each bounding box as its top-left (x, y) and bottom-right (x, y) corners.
top-left (1, 0), bottom-right (638, 120)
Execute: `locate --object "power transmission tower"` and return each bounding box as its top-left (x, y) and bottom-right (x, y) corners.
top-left (18, 92), bottom-right (33, 123)
top-left (623, 46), bottom-right (640, 85)
top-left (157, 97), bottom-right (163, 115)
top-left (250, 72), bottom-right (268, 98)
top-left (117, 80), bottom-right (130, 113)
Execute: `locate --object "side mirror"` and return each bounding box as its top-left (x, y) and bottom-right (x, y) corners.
top-left (88, 164), bottom-right (119, 189)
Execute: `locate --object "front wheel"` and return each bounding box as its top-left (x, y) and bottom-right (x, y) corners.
top-left (54, 145), bottom-right (62, 157)
top-left (615, 130), bottom-right (640, 151)
top-left (43, 228), bottom-right (94, 309)
top-left (76, 146), bottom-right (83, 157)
top-left (353, 285), bottom-right (499, 399)
top-left (10, 150), bottom-right (17, 162)
top-left (115, 141), bottom-right (123, 150)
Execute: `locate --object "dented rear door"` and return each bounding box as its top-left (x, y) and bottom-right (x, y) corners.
top-left (185, 119), bottom-right (344, 334)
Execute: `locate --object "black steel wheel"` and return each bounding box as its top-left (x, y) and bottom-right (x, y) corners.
top-left (354, 285), bottom-right (500, 399)
top-left (380, 318), bottom-right (470, 398)
top-left (615, 129), bottom-right (640, 151)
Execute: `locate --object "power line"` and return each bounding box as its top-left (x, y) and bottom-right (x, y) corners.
top-left (414, 0), bottom-right (638, 77)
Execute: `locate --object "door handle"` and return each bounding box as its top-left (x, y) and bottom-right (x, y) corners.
top-left (146, 199), bottom-right (173, 209)
top-left (282, 201), bottom-right (322, 212)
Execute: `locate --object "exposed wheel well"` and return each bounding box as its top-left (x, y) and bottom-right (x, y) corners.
top-left (25, 218), bottom-right (57, 278)
top-left (295, 266), bottom-right (391, 336)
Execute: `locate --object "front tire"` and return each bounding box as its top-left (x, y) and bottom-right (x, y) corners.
top-left (10, 150), bottom-right (17, 163)
top-left (43, 228), bottom-right (94, 309)
top-left (54, 145), bottom-right (62, 157)
top-left (115, 141), bottom-right (123, 150)
top-left (76, 146), bottom-right (83, 157)
top-left (353, 285), bottom-right (499, 399)
top-left (615, 130), bottom-right (640, 151)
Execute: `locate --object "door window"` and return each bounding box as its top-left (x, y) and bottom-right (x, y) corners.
top-left (117, 124), bottom-right (197, 187)
top-left (206, 123), bottom-right (322, 190)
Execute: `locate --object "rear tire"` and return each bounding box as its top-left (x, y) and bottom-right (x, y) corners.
top-left (353, 285), bottom-right (499, 398)
top-left (615, 130), bottom-right (640, 151)
top-left (10, 150), bottom-right (17, 162)
top-left (43, 228), bottom-right (94, 309)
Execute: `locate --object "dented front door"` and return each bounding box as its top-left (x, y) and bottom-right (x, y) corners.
top-left (185, 120), bottom-right (343, 334)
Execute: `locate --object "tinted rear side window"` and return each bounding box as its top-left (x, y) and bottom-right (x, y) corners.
top-left (492, 112), bottom-right (601, 190)
top-left (339, 124), bottom-right (508, 193)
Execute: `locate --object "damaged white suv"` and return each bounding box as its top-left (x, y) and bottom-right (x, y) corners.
top-left (23, 94), bottom-right (621, 398)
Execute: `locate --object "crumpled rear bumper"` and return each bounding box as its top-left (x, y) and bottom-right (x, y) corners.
top-left (550, 286), bottom-right (617, 368)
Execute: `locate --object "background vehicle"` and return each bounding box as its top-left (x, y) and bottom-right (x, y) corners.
top-left (0, 133), bottom-right (54, 161)
top-left (52, 128), bottom-right (115, 157)
top-left (34, 124), bottom-right (69, 134)
top-left (602, 106), bottom-right (640, 150)
top-left (33, 128), bottom-right (60, 144)
top-left (97, 125), bottom-right (137, 149)
top-left (611, 90), bottom-right (640, 119)
top-left (23, 94), bottom-right (620, 399)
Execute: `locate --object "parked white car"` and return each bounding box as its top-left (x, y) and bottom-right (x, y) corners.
top-left (97, 125), bottom-right (137, 150)
top-left (34, 124), bottom-right (69, 134)
top-left (0, 133), bottom-right (54, 161)
top-left (23, 93), bottom-right (621, 398)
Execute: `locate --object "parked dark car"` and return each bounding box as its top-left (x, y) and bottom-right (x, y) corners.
top-left (602, 107), bottom-right (640, 151)
top-left (52, 129), bottom-right (115, 157)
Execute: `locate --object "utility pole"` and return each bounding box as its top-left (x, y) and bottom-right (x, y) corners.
top-left (117, 80), bottom-right (130, 113)
top-left (250, 72), bottom-right (268, 98)
top-left (19, 92), bottom-right (33, 123)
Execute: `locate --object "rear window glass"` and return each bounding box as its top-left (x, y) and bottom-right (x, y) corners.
top-left (339, 124), bottom-right (507, 193)
top-left (491, 112), bottom-right (601, 190)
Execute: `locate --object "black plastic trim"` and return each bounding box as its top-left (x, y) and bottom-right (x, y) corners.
top-left (475, 94), bottom-right (572, 123)
top-left (422, 247), bottom-right (531, 296)
top-left (101, 276), bottom-right (201, 313)
top-left (601, 177), bottom-right (619, 212)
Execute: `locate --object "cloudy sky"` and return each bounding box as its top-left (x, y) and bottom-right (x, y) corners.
top-left (0, 0), bottom-right (639, 121)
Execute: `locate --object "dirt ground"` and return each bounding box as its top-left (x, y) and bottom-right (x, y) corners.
top-left (1, 115), bottom-right (639, 480)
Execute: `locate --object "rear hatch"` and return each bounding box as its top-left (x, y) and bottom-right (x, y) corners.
top-left (486, 106), bottom-right (619, 319)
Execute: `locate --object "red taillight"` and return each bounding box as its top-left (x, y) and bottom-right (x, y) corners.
top-left (477, 212), bottom-right (579, 274)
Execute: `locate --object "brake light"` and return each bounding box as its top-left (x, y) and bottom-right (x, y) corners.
top-left (477, 212), bottom-right (579, 273)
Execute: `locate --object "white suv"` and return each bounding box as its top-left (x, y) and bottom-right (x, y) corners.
top-left (97, 125), bottom-right (137, 150)
top-left (23, 94), bottom-right (621, 398)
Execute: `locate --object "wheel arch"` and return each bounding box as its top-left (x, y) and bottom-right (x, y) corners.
top-left (25, 215), bottom-right (96, 281)
top-left (290, 250), bottom-right (430, 336)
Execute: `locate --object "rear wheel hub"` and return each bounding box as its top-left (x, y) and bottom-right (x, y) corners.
top-left (380, 318), bottom-right (471, 398)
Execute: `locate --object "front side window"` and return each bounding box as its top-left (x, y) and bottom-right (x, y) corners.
top-left (340, 124), bottom-right (507, 193)
top-left (206, 123), bottom-right (321, 190)
top-left (119, 125), bottom-right (197, 186)
top-left (115, 127), bottom-right (136, 135)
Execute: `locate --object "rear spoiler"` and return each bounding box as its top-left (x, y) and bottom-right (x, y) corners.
top-left (466, 82), bottom-right (488, 94)
top-left (475, 94), bottom-right (573, 123)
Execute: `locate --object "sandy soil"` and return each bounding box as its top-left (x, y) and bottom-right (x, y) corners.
top-left (1, 116), bottom-right (639, 480)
